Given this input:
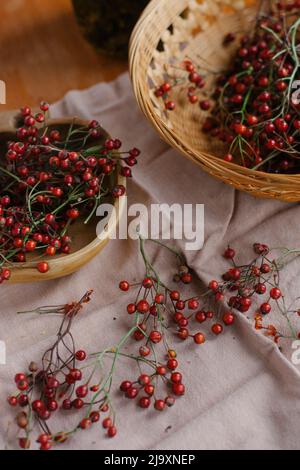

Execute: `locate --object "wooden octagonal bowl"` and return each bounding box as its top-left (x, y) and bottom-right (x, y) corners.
top-left (0, 115), bottom-right (126, 283)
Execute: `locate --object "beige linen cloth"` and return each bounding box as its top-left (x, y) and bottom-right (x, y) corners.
top-left (1, 73), bottom-right (300, 450)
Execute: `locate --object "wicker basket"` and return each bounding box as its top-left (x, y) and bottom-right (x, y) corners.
top-left (129, 0), bottom-right (300, 202)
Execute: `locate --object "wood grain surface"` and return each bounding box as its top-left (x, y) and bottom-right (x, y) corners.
top-left (0, 0), bottom-right (127, 111)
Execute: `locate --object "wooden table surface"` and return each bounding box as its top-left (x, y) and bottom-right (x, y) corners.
top-left (0, 0), bottom-right (127, 111)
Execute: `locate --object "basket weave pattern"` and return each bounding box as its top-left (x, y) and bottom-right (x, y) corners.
top-left (129, 0), bottom-right (300, 201)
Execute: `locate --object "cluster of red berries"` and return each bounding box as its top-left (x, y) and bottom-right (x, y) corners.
top-left (207, 241), bottom-right (300, 342)
top-left (8, 355), bottom-right (117, 450)
top-left (118, 251), bottom-right (239, 353)
top-left (120, 237), bottom-right (300, 354)
top-left (120, 267), bottom-right (214, 347)
top-left (120, 351), bottom-right (184, 412)
top-left (155, 2), bottom-right (300, 173)
top-left (117, 249), bottom-right (237, 409)
top-left (8, 292), bottom-right (117, 450)
top-left (0, 103), bottom-right (140, 282)
top-left (213, 2), bottom-right (300, 172)
top-left (0, 266), bottom-right (11, 284)
top-left (8, 239), bottom-right (300, 450)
